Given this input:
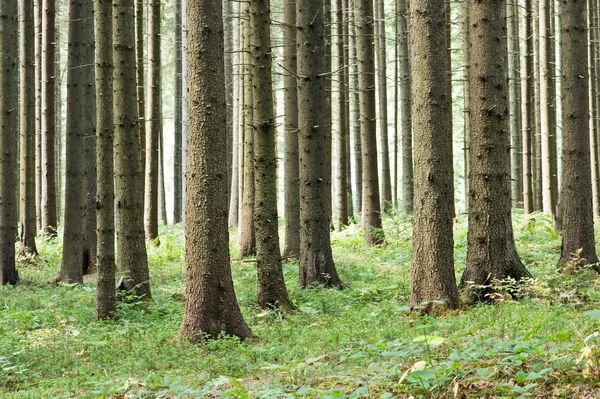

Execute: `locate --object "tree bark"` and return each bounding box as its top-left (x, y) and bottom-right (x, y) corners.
top-left (409, 0), bottom-right (459, 312)
top-left (173, 0), bottom-right (183, 224)
top-left (135, 0), bottom-right (145, 178)
top-left (228, 0), bottom-right (241, 228)
top-left (349, 0), bottom-right (363, 215)
top-left (399, 0), bottom-right (413, 214)
top-left (180, 0), bottom-right (252, 341)
top-left (460, 1), bottom-right (470, 209)
top-left (35, 0), bottom-right (42, 231)
top-left (297, 0), bottom-right (343, 288)
top-left (507, 0), bottom-right (522, 208)
top-left (460, 0), bottom-right (532, 302)
top-left (557, 0), bottom-right (600, 272)
top-left (520, 0), bottom-right (535, 214)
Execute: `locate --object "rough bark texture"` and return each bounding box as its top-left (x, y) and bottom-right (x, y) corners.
top-left (297, 0), bottom-right (343, 288)
top-left (35, 0), bottom-right (42, 231)
top-left (444, 0), bottom-right (455, 219)
top-left (343, 0), bottom-right (354, 219)
top-left (520, 0), bottom-right (535, 214)
top-left (58, 0), bottom-right (96, 283)
top-left (114, 0), bottom-right (151, 299)
top-left (399, 0), bottom-right (413, 214)
top-left (144, 0), bottom-right (160, 242)
top-left (0, 0), bottom-right (19, 285)
top-left (557, 0), bottom-right (600, 272)
top-left (460, 1), bottom-right (532, 302)
top-left (224, 0), bottom-right (234, 208)
top-left (349, 0), bottom-right (362, 215)
top-left (282, 0), bottom-right (300, 259)
top-left (250, 0), bottom-right (292, 309)
top-left (41, 0), bottom-right (57, 236)
top-left (95, 0), bottom-right (116, 319)
top-left (135, 0), bottom-right (145, 178)
top-left (173, 0), bottom-right (183, 224)
top-left (227, 0), bottom-right (241, 228)
top-left (335, 0), bottom-right (349, 230)
top-left (409, 0), bottom-right (459, 312)
top-left (460, 1), bottom-right (471, 209)
top-left (180, 0), bottom-right (252, 341)
top-left (356, 0), bottom-right (384, 246)
top-left (19, 0), bottom-right (39, 258)
top-left (181, 0), bottom-right (188, 230)
top-left (376, 0), bottom-right (392, 211)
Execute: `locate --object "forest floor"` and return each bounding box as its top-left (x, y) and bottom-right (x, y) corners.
top-left (2, 211), bottom-right (600, 398)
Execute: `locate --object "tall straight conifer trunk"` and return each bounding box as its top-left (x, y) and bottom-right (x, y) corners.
top-left (173, 0), bottom-right (183, 224)
top-left (460, 0), bottom-right (532, 302)
top-left (398, 0), bottom-right (413, 214)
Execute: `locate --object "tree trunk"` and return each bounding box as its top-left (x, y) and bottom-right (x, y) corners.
top-left (250, 0), bottom-right (293, 309)
top-left (460, 1), bottom-right (470, 209)
top-left (532, 2), bottom-right (543, 211)
top-left (114, 0), bottom-right (151, 299)
top-left (588, 0), bottom-right (600, 219)
top-left (409, 0), bottom-right (459, 312)
top-left (180, 0), bottom-right (252, 341)
top-left (173, 0), bottom-right (183, 224)
top-left (224, 0), bottom-right (234, 208)
top-left (399, 0), bottom-right (413, 214)
top-left (356, 0), bottom-right (384, 246)
top-left (557, 0), bottom-right (600, 272)
top-left (297, 0), bottom-right (343, 288)
top-left (228, 0), bottom-right (240, 228)
top-left (144, 0), bottom-right (160, 242)
top-left (41, 0), bottom-right (57, 236)
top-left (282, 0), bottom-right (300, 259)
top-left (0, 0), bottom-right (19, 285)
top-left (520, 0), bottom-right (535, 214)
top-left (58, 0), bottom-right (96, 283)
top-left (181, 0), bottom-right (188, 231)
top-left (19, 0), bottom-right (39, 258)
top-left (343, 0), bottom-right (354, 219)
top-left (135, 0), bottom-right (146, 178)
top-left (349, 0), bottom-right (363, 215)
top-left (460, 0), bottom-right (532, 302)
top-left (158, 118), bottom-right (167, 225)
top-left (335, 0), bottom-right (349, 230)
top-left (376, 0), bottom-right (392, 211)
top-left (95, 0), bottom-right (116, 319)
top-left (35, 0), bottom-right (42, 231)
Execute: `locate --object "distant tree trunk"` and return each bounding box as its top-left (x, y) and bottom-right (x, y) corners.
top-left (324, 0), bottom-right (333, 226)
top-left (158, 119), bottom-right (167, 225)
top-left (114, 0), bottom-right (151, 299)
top-left (0, 0), bottom-right (19, 285)
top-left (58, 0), bottom-right (96, 283)
top-left (228, 0), bottom-right (240, 228)
top-left (224, 0), bottom-right (234, 207)
top-left (55, 11), bottom-right (62, 225)
top-left (557, 0), bottom-right (600, 272)
top-left (376, 0), bottom-right (392, 211)
top-left (532, 2), bottom-right (543, 211)
top-left (356, 0), bottom-right (384, 246)
top-left (335, 0), bottom-right (349, 230)
top-left (135, 0), bottom-right (146, 177)
top-left (173, 0), bottom-right (183, 224)
top-left (144, 0), bottom-right (160, 242)
top-left (297, 0), bottom-right (343, 288)
top-left (460, 0), bottom-right (532, 302)
top-left (349, 0), bottom-right (363, 215)
top-left (399, 0), bottom-right (413, 214)
top-left (282, 0), bottom-right (300, 259)
top-left (409, 0), bottom-right (459, 312)
top-left (507, 0), bottom-right (522, 208)
top-left (95, 0), bottom-right (116, 319)
top-left (19, 0), bottom-right (39, 258)
top-left (35, 0), bottom-right (42, 231)
top-left (460, 1), bottom-right (470, 209)
top-left (520, 0), bottom-right (535, 214)
top-left (343, 0), bottom-right (354, 218)
top-left (394, 0), bottom-right (399, 205)
top-left (180, 0), bottom-right (252, 342)
top-left (237, 0), bottom-right (256, 257)
top-left (444, 0), bottom-right (455, 219)
top-left (41, 0), bottom-right (57, 236)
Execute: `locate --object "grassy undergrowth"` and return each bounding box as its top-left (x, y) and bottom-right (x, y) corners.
top-left (2, 211), bottom-right (600, 398)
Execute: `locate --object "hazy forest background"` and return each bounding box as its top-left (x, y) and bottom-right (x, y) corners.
top-left (3, 0), bottom-right (600, 398)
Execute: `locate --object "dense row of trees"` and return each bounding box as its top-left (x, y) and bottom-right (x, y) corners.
top-left (1, 0), bottom-right (599, 340)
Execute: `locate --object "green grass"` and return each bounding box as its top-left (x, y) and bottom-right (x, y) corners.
top-left (2, 212), bottom-right (600, 398)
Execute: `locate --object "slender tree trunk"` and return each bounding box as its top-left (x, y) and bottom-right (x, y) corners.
top-left (0, 0), bottom-right (19, 285)
top-left (394, 0), bottom-right (399, 205)
top-left (35, 0), bottom-right (42, 231)
top-left (520, 0), bottom-right (535, 214)
top-left (228, 0), bottom-right (240, 228)
top-left (297, 0), bottom-right (343, 288)
top-left (532, 2), bottom-right (543, 211)
top-left (409, 0), bottom-right (459, 312)
top-left (158, 118), bottom-right (167, 225)
top-left (136, 0), bottom-right (146, 178)
top-left (324, 0), bottom-right (333, 226)
top-left (114, 0), bottom-right (151, 299)
top-left (508, 0), bottom-right (523, 208)
top-left (282, 0), bottom-right (300, 259)
top-left (173, 0), bottom-right (183, 224)
top-left (460, 0), bottom-right (532, 302)
top-left (349, 0), bottom-right (363, 215)
top-left (144, 0), bottom-right (160, 242)
top-left (19, 0), bottom-right (39, 258)
top-left (180, 0), bottom-right (252, 342)
top-left (343, 0), bottom-right (354, 218)
top-left (335, 0), bottom-right (349, 230)
top-left (588, 0), bottom-right (600, 219)
top-left (444, 0), bottom-right (455, 218)
top-left (356, 0), bottom-right (384, 246)
top-left (41, 0), bottom-right (57, 236)
top-left (224, 0), bottom-right (234, 207)
top-left (460, 0), bottom-right (470, 209)
top-left (58, 0), bottom-right (96, 283)
top-left (376, 0), bottom-right (392, 211)
top-left (95, 0), bottom-right (116, 319)
top-left (557, 0), bottom-right (599, 272)
top-left (181, 0), bottom-right (188, 231)
top-left (55, 9), bottom-right (62, 225)
top-left (399, 0), bottom-right (413, 214)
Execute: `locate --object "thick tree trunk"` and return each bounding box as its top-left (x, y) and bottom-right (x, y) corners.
top-left (460, 0), bottom-right (532, 302)
top-left (557, 0), bottom-right (600, 272)
top-left (181, 0), bottom-right (188, 231)
top-left (41, 0), bottom-right (57, 236)
top-left (95, 0), bottom-right (116, 319)
top-left (356, 0), bottom-right (384, 246)
top-left (58, 0), bottom-right (96, 283)
top-left (0, 0), bottom-right (19, 285)
top-left (180, 0), bottom-right (252, 341)
top-left (282, 0), bottom-right (300, 259)
top-left (399, 0), bottom-right (413, 214)
top-left (297, 0), bottom-right (343, 288)
top-left (409, 0), bottom-right (459, 312)
top-left (114, 0), bottom-right (151, 299)
top-left (19, 0), bottom-right (39, 258)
